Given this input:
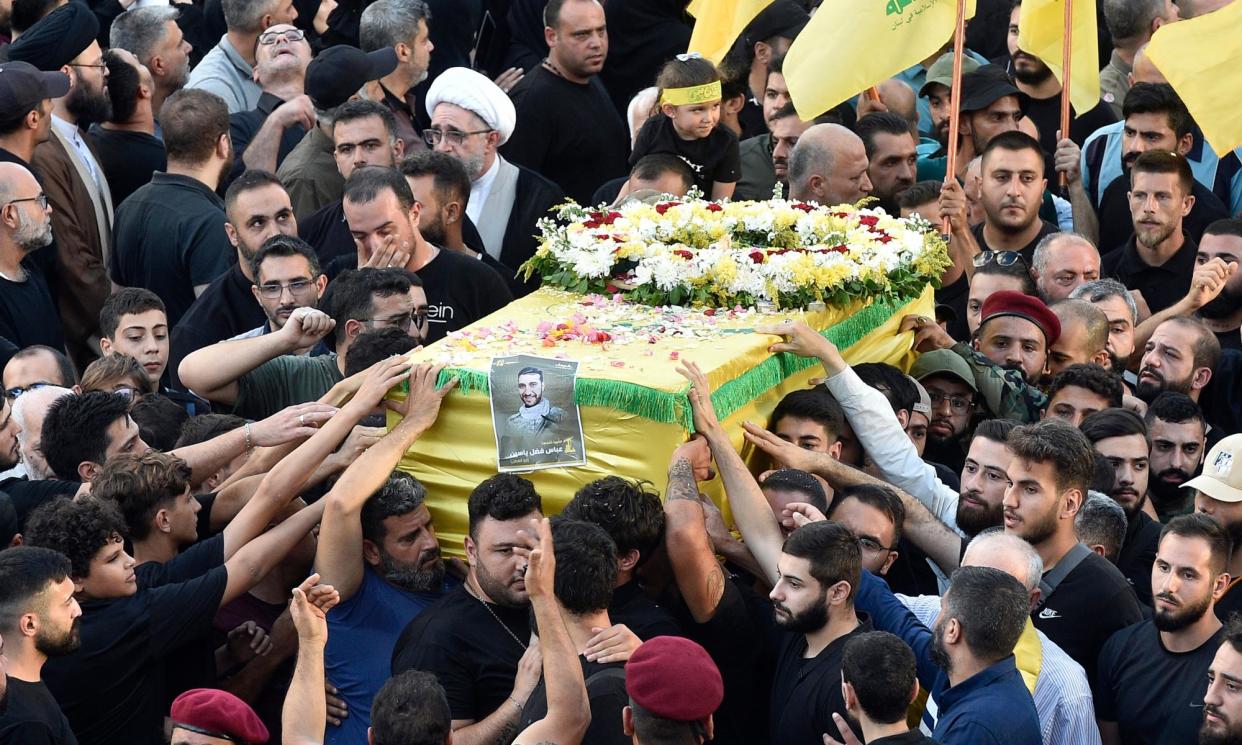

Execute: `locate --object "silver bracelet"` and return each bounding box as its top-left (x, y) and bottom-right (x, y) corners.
top-left (507, 695), bottom-right (523, 713)
top-left (243, 422), bottom-right (253, 451)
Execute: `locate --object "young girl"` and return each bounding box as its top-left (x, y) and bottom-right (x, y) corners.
top-left (631, 54), bottom-right (740, 200)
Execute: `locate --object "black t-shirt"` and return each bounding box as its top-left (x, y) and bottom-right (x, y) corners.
top-left (87, 126), bottom-right (166, 208)
top-left (1216, 579), bottom-right (1242, 623)
top-left (631, 116), bottom-right (741, 193)
top-left (504, 66), bottom-right (631, 205)
top-left (936, 271), bottom-right (970, 342)
top-left (1097, 176), bottom-right (1228, 256)
top-left (1117, 510), bottom-right (1161, 606)
top-left (169, 263), bottom-right (268, 390)
top-left (1097, 619), bottom-right (1222, 742)
top-left (227, 92), bottom-right (306, 185)
top-left (520, 659), bottom-right (628, 745)
top-left (0, 257), bottom-right (65, 354)
top-left (608, 579), bottom-right (682, 640)
top-left (1100, 234), bottom-right (1198, 315)
top-left (0, 476), bottom-right (79, 528)
top-left (390, 584), bottom-right (531, 721)
top-left (1032, 550), bottom-right (1143, 688)
top-left (135, 533), bottom-right (225, 589)
top-left (298, 200), bottom-right (356, 265)
top-left (41, 566), bottom-right (229, 745)
top-left (770, 615), bottom-right (873, 745)
top-left (969, 219), bottom-right (1060, 264)
top-left (1216, 329), bottom-right (1242, 354)
top-left (0, 676), bottom-right (78, 745)
top-left (1022, 94), bottom-right (1118, 178)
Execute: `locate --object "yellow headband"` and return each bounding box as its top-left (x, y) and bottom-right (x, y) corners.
top-left (660, 81), bottom-right (722, 107)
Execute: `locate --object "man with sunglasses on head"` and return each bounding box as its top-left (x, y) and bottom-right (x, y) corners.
top-left (972, 131), bottom-right (1060, 263)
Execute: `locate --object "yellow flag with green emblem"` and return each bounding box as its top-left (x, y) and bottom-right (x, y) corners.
top-left (1017, 0), bottom-right (1100, 114)
top-left (783, 0), bottom-right (977, 119)
top-left (1145, 0), bottom-right (1242, 156)
top-left (686, 0), bottom-right (774, 65)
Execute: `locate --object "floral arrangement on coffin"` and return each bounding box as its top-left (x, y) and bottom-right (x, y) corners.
top-left (520, 196), bottom-right (952, 310)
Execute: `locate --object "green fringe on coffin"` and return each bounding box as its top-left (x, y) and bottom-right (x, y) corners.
top-left (422, 292), bottom-right (916, 429)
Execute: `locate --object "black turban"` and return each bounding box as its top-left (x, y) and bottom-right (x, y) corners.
top-left (5, 3), bottom-right (100, 73)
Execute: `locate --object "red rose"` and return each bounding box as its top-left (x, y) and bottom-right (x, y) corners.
top-left (655, 201), bottom-right (681, 215)
top-left (859, 215), bottom-right (879, 228)
top-left (674, 249), bottom-right (694, 260)
top-left (706, 203), bottom-right (723, 212)
top-left (792, 203), bottom-right (815, 212)
top-left (749, 251), bottom-right (765, 264)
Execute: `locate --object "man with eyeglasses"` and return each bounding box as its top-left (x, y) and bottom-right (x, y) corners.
top-left (186, 0), bottom-right (298, 113)
top-left (228, 24), bottom-right (314, 177)
top-left (910, 350), bottom-right (979, 475)
top-left (0, 162), bottom-right (65, 357)
top-left (423, 66), bottom-right (563, 281)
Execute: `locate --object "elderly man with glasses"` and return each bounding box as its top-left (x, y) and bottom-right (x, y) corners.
top-left (0, 162), bottom-right (66, 360)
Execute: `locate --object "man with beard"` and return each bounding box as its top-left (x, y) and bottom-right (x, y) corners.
top-left (391, 474), bottom-right (545, 745)
top-left (0, 161), bottom-right (65, 354)
top-left (1146, 392), bottom-right (1208, 521)
top-left (359, 0), bottom-right (433, 155)
top-left (855, 112), bottom-right (917, 216)
top-left (1005, 0), bottom-right (1117, 174)
top-left (1031, 232), bottom-right (1100, 304)
top-left (970, 131), bottom-right (1058, 262)
top-left (1187, 435), bottom-right (1242, 622)
top-left (110, 89), bottom-right (234, 327)
top-left (1092, 85), bottom-right (1228, 255)
top-left (503, 0), bottom-right (629, 205)
top-left (735, 54), bottom-right (790, 201)
top-left (910, 350), bottom-right (977, 474)
top-left (1097, 513), bottom-right (1230, 745)
top-left (1070, 278), bottom-right (1139, 374)
top-left (1197, 219), bottom-right (1242, 352)
top-left (0, 546), bottom-right (82, 745)
top-left (1203, 618), bottom-right (1242, 745)
top-left (1135, 317), bottom-right (1221, 406)
top-left (1080, 409), bottom-right (1163, 606)
top-left (88, 49), bottom-right (166, 209)
top-left (8, 4), bottom-right (114, 371)
top-left (108, 6), bottom-right (192, 120)
top-left (919, 63), bottom-right (1024, 182)
top-left (766, 102), bottom-right (815, 200)
top-left (169, 173), bottom-right (308, 386)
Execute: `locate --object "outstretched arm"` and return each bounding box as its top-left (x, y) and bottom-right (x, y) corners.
top-left (663, 434), bottom-right (728, 624)
top-left (282, 574), bottom-right (341, 745)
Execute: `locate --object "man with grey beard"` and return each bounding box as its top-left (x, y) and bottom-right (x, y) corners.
top-left (0, 161), bottom-right (64, 353)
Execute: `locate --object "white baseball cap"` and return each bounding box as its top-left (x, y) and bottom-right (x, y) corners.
top-left (1184, 434), bottom-right (1242, 503)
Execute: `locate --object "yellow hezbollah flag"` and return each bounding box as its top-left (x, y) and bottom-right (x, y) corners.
top-left (686, 0), bottom-right (773, 65)
top-left (1017, 0), bottom-right (1099, 115)
top-left (783, 0), bottom-right (977, 119)
top-left (1145, 0), bottom-right (1242, 156)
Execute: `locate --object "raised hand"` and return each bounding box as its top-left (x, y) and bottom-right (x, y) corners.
top-left (250, 401), bottom-right (339, 446)
top-left (278, 307), bottom-right (336, 350)
top-left (346, 355), bottom-right (415, 414)
top-left (755, 319), bottom-right (836, 360)
top-left (678, 360), bottom-right (724, 440)
top-left (742, 421), bottom-right (825, 474)
top-left (391, 363), bottom-right (458, 430)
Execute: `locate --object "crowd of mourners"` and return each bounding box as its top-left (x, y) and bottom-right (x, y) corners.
top-left (0, 0), bottom-right (1241, 743)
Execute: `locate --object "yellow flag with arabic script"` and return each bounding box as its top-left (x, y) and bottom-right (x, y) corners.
top-left (1145, 0), bottom-right (1242, 156)
top-left (783, 0), bottom-right (977, 119)
top-left (686, 0), bottom-right (773, 65)
top-left (1017, 0), bottom-right (1099, 115)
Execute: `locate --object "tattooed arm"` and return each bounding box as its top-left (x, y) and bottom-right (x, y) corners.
top-left (664, 439), bottom-right (729, 623)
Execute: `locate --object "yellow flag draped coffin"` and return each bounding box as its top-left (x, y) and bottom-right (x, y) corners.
top-left (393, 196), bottom-right (950, 554)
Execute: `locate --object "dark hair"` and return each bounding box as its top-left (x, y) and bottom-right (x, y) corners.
top-left (1075, 494), bottom-right (1127, 562)
top-left (856, 112), bottom-right (913, 159)
top-left (1080, 408), bottom-right (1148, 447)
top-left (319, 267), bottom-right (418, 347)
top-left (974, 418), bottom-right (1020, 445)
top-left (1131, 149), bottom-right (1194, 195)
top-left (628, 701), bottom-right (708, 744)
top-left (160, 88), bottom-right (230, 163)
top-left (224, 169), bottom-right (286, 218)
top-left (562, 477), bottom-right (664, 564)
top-left (897, 180), bottom-right (942, 210)
top-left (1122, 83), bottom-right (1192, 141)
top-left (944, 565), bottom-right (1029, 662)
top-left (549, 517), bottom-right (618, 614)
top-left (23, 497), bottom-right (128, 579)
top-left (0, 546), bottom-right (73, 634)
top-left (770, 100), bottom-right (799, 122)
top-left (100, 287), bottom-right (165, 339)
top-left (103, 49), bottom-right (142, 122)
top-left (360, 472), bottom-right (429, 545)
top-left (655, 55), bottom-right (722, 106)
top-left (1092, 451), bottom-right (1117, 494)
top-left (80, 353), bottom-right (150, 395)
top-left (91, 451), bottom-right (192, 541)
top-left (630, 154), bottom-right (696, 192)
top-left (542, 0), bottom-right (598, 27)
top-left (855, 363), bottom-right (918, 416)
top-left (41, 392), bottom-right (134, 482)
top-left (1046, 364), bottom-right (1125, 409)
top-left (1007, 419), bottom-right (1097, 496)
top-left (760, 468), bottom-right (829, 513)
top-left (343, 165), bottom-right (416, 211)
top-left (1160, 512), bottom-right (1233, 576)
top-left (4, 345), bottom-right (76, 387)
top-left (829, 484), bottom-right (906, 546)
top-left (980, 130), bottom-right (1045, 176)
top-left (1205, 218), bottom-right (1242, 241)
top-left (1144, 392), bottom-right (1206, 431)
top-left (781, 521), bottom-right (861, 601)
top-left (10, 0), bottom-right (59, 33)
top-left (769, 388), bottom-right (845, 442)
top-left (345, 326), bottom-right (420, 376)
top-left (1159, 316), bottom-right (1222, 373)
top-left (767, 52), bottom-right (785, 78)
top-left (973, 256), bottom-right (1038, 295)
top-left (176, 413), bottom-right (246, 449)
top-left (129, 395), bottom-right (190, 452)
top-left (841, 631), bottom-right (917, 725)
top-left (1224, 615), bottom-right (1242, 655)
top-left (400, 151), bottom-right (472, 206)
top-left (251, 234), bottom-right (323, 283)
top-left (369, 670), bottom-right (451, 745)
top-left (720, 58), bottom-right (750, 102)
top-left (333, 98), bottom-right (399, 143)
top-left (517, 366), bottom-right (543, 381)
top-left (467, 474), bottom-right (542, 537)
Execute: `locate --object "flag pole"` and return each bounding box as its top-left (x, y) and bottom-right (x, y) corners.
top-left (1059, 0), bottom-right (1073, 188)
top-left (942, 0), bottom-right (968, 235)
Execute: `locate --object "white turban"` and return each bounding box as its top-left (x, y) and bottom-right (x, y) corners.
top-left (425, 67), bottom-right (517, 145)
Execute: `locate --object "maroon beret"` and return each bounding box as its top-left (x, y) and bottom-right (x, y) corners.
top-left (625, 636), bottom-right (723, 722)
top-left (980, 290), bottom-right (1061, 345)
top-left (170, 688), bottom-right (269, 744)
